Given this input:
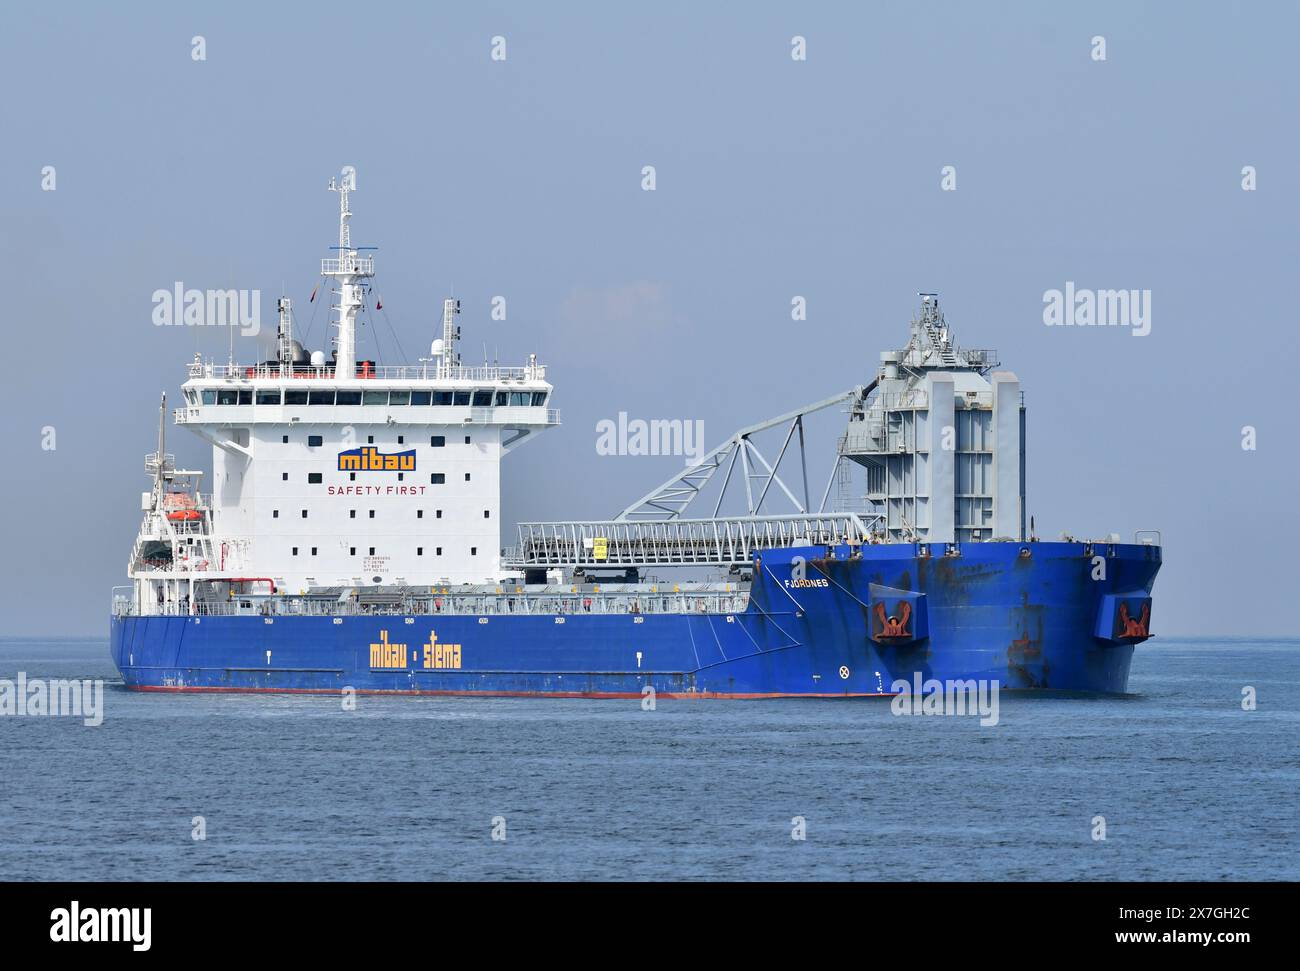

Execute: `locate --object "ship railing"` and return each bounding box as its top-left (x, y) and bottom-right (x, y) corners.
top-left (320, 256), bottom-right (375, 275)
top-left (504, 513), bottom-right (871, 569)
top-left (111, 590), bottom-right (752, 618)
top-left (185, 362), bottom-right (547, 383)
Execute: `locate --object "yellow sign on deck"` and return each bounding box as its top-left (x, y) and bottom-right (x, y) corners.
top-left (593, 537), bottom-right (608, 561)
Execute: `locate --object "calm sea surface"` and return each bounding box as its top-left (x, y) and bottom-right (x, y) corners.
top-left (1, 637), bottom-right (1296, 881)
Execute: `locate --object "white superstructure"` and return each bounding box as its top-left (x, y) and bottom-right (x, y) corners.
top-left (127, 179), bottom-right (559, 610)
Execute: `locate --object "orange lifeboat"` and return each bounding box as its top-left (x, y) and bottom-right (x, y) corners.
top-left (163, 492), bottom-right (202, 522)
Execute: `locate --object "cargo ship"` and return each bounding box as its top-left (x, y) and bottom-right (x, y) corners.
top-left (110, 178), bottom-right (1161, 697)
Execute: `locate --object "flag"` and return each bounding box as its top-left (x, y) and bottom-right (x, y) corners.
top-left (309, 284), bottom-right (318, 303)
top-left (375, 296), bottom-right (383, 310)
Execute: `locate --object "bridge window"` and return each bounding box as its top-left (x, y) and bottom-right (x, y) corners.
top-left (410, 391), bottom-right (431, 405)
top-left (509, 392), bottom-right (529, 406)
top-left (307, 435), bottom-right (323, 447)
top-left (495, 391), bottom-right (508, 406)
top-left (431, 436), bottom-right (445, 447)
top-left (389, 390), bottom-right (410, 405)
top-left (433, 391), bottom-right (454, 405)
top-left (201, 390), bottom-right (217, 405)
top-left (363, 391), bottom-right (387, 405)
top-left (217, 390), bottom-right (238, 405)
top-left (336, 390), bottom-right (362, 405)
top-left (308, 390), bottom-right (335, 405)
top-left (308, 473), bottom-right (322, 484)
top-left (472, 390), bottom-right (493, 406)
top-left (453, 391), bottom-right (471, 406)
top-left (285, 390), bottom-right (308, 405)
top-left (531, 392), bottom-right (547, 406)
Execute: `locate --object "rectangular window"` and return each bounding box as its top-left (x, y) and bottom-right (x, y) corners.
top-left (350, 547), bottom-right (356, 556)
top-left (436, 510), bottom-right (442, 519)
top-left (397, 435), bottom-right (404, 444)
top-left (368, 547), bottom-right (376, 556)
top-left (465, 473), bottom-right (471, 482)
top-left (494, 391), bottom-right (508, 406)
top-left (308, 390), bottom-right (335, 406)
top-left (308, 473), bottom-right (322, 484)
top-left (301, 510), bottom-right (308, 518)
top-left (282, 472), bottom-right (288, 481)
top-left (433, 391), bottom-right (454, 405)
top-left (471, 547), bottom-right (477, 556)
top-left (257, 389), bottom-right (282, 405)
top-left (510, 392), bottom-right (528, 406)
top-left (369, 510), bottom-right (375, 519)
top-left (431, 473), bottom-right (445, 484)
top-left (410, 391), bottom-right (431, 405)
top-left (217, 389), bottom-right (239, 405)
top-left (417, 510), bottom-right (423, 519)
top-left (389, 390), bottom-right (411, 406)
top-left (472, 390), bottom-right (493, 406)
top-left (292, 547), bottom-right (299, 556)
top-left (431, 436), bottom-right (445, 447)
top-left (350, 510), bottom-right (356, 519)
top-left (484, 510), bottom-right (490, 518)
top-left (273, 510), bottom-right (279, 518)
top-left (311, 547), bottom-right (317, 556)
top-left (285, 390), bottom-right (308, 405)
top-left (417, 547), bottom-right (423, 556)
top-left (307, 435), bottom-right (323, 447)
top-left (531, 392), bottom-right (547, 406)
top-left (238, 390), bottom-right (253, 405)
top-left (367, 435), bottom-right (374, 444)
top-left (436, 547), bottom-right (442, 556)
top-left (453, 391), bottom-right (471, 406)
top-left (464, 436), bottom-right (471, 444)
top-left (335, 390), bottom-right (362, 405)
top-left (282, 435), bottom-right (289, 443)
top-left (201, 390), bottom-right (217, 405)
top-left (363, 391), bottom-right (388, 406)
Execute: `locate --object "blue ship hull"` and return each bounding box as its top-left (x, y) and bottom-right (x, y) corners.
top-left (110, 541), bottom-right (1160, 697)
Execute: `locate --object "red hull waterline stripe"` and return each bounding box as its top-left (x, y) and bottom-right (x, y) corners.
top-left (128, 684), bottom-right (895, 700)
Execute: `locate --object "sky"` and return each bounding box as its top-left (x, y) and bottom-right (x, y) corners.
top-left (1, 1), bottom-right (1296, 636)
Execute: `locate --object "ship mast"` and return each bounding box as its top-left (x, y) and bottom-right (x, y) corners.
top-left (322, 177), bottom-right (375, 378)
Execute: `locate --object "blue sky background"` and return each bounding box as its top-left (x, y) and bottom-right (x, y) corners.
top-left (1, 1), bottom-right (1296, 636)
